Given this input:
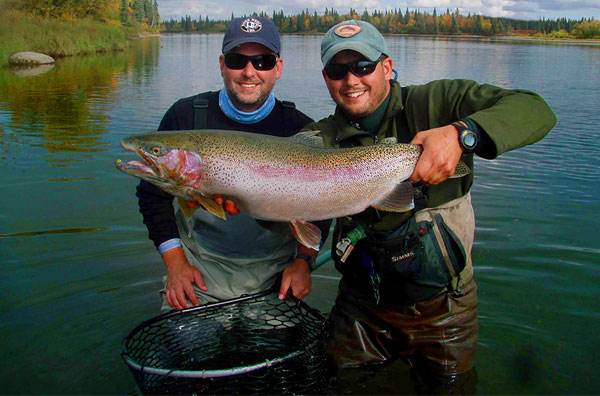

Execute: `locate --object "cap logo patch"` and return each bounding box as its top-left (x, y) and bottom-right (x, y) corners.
top-left (334, 24), bottom-right (362, 38)
top-left (241, 17), bottom-right (262, 33)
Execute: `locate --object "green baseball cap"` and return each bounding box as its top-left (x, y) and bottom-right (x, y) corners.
top-left (321, 20), bottom-right (388, 66)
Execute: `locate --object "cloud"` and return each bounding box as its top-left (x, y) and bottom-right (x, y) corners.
top-left (503, 1), bottom-right (537, 13)
top-left (535, 0), bottom-right (600, 11)
top-left (387, 0), bottom-right (519, 17)
top-left (159, 0), bottom-right (228, 20)
top-left (501, 0), bottom-right (600, 18)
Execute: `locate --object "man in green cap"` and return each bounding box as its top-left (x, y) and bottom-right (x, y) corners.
top-left (306, 19), bottom-right (556, 392)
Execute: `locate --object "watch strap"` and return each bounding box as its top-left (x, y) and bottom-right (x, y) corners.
top-left (295, 253), bottom-right (315, 271)
top-left (452, 119), bottom-right (479, 154)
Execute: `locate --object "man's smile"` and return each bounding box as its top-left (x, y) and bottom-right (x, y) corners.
top-left (344, 90), bottom-right (366, 98)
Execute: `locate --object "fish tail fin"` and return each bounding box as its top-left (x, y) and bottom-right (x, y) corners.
top-left (450, 161), bottom-right (471, 178)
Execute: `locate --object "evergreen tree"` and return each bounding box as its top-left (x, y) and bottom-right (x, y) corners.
top-left (133, 0), bottom-right (144, 22)
top-left (144, 0), bottom-right (152, 22)
top-left (416, 10), bottom-right (426, 33)
top-left (362, 8), bottom-right (370, 22)
top-left (152, 0), bottom-right (159, 27)
top-left (120, 0), bottom-right (129, 24)
top-left (452, 14), bottom-right (460, 34)
top-left (475, 14), bottom-right (482, 34)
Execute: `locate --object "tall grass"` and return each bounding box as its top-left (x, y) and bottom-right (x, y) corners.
top-left (0, 9), bottom-right (128, 67)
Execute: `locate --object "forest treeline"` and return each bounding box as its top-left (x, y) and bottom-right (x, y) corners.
top-left (2, 0), bottom-right (160, 30)
top-left (163, 8), bottom-right (600, 39)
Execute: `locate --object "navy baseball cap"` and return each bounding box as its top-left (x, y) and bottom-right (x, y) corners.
top-left (222, 17), bottom-right (281, 55)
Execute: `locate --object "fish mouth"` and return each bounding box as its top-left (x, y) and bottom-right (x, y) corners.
top-left (115, 141), bottom-right (159, 178)
top-left (114, 158), bottom-right (155, 176)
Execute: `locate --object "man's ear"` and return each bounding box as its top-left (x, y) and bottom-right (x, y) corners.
top-left (274, 57), bottom-right (283, 80)
top-left (382, 56), bottom-right (394, 80)
top-left (219, 54), bottom-right (225, 77)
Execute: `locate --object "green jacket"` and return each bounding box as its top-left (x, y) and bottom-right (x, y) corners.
top-left (305, 79), bottom-right (556, 232)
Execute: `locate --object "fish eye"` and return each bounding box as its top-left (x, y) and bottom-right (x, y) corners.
top-left (151, 147), bottom-right (161, 155)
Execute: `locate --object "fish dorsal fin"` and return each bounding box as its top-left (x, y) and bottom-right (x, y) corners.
top-left (372, 181), bottom-right (415, 213)
top-left (450, 161), bottom-right (471, 178)
top-left (379, 137), bottom-right (398, 145)
top-left (289, 219), bottom-right (322, 251)
top-left (290, 131), bottom-right (325, 148)
top-left (190, 192), bottom-right (227, 220)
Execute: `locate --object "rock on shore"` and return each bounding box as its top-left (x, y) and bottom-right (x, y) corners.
top-left (9, 52), bottom-right (55, 66)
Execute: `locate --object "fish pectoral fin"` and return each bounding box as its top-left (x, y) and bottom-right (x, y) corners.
top-left (372, 181), bottom-right (415, 213)
top-left (177, 198), bottom-right (201, 218)
top-left (289, 219), bottom-right (322, 251)
top-left (191, 193), bottom-right (227, 220)
top-left (450, 161), bottom-right (471, 178)
top-left (290, 130), bottom-right (325, 148)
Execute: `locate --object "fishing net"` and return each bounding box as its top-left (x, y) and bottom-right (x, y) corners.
top-left (122, 289), bottom-right (330, 395)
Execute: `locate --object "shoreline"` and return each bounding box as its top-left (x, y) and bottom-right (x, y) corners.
top-left (159, 30), bottom-right (600, 46)
top-left (0, 9), bottom-right (159, 68)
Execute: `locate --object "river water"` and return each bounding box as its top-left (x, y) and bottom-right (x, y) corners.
top-left (0, 34), bottom-right (598, 394)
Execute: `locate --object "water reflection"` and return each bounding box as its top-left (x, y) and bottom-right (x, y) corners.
top-left (0, 37), bottom-right (161, 167)
top-left (0, 227), bottom-right (109, 238)
top-left (10, 64), bottom-right (55, 77)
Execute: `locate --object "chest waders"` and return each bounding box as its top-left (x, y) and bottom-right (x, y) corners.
top-left (159, 94), bottom-right (301, 306)
top-left (333, 87), bottom-right (472, 305)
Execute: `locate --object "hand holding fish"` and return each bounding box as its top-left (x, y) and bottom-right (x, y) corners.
top-left (185, 196), bottom-right (240, 215)
top-left (162, 246), bottom-right (207, 309)
top-left (409, 124), bottom-right (464, 185)
top-left (279, 258), bottom-right (312, 300)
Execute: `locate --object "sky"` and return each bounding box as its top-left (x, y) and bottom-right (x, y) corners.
top-left (157, 0), bottom-right (600, 22)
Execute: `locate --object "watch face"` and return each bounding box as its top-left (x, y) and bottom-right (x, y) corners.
top-left (463, 133), bottom-right (476, 148)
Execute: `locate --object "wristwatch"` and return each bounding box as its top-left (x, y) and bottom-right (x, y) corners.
top-left (295, 253), bottom-right (315, 271)
top-left (452, 121), bottom-right (478, 154)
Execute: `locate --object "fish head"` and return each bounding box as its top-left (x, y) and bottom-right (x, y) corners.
top-left (115, 133), bottom-right (204, 196)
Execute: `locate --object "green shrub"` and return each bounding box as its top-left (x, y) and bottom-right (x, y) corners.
top-left (0, 9), bottom-right (127, 67)
top-left (573, 20), bottom-right (600, 39)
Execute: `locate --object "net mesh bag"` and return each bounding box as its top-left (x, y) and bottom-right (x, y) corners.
top-left (122, 289), bottom-right (329, 395)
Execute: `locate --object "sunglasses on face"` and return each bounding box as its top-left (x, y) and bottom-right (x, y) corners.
top-left (223, 53), bottom-right (278, 71)
top-left (324, 56), bottom-right (385, 80)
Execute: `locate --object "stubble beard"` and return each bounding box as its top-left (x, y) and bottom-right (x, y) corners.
top-left (225, 76), bottom-right (275, 112)
top-left (227, 88), bottom-right (269, 111)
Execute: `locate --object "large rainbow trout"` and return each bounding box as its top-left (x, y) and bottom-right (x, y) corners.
top-left (115, 130), bottom-right (469, 250)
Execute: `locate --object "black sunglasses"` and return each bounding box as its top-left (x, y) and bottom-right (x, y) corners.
top-left (324, 56), bottom-right (385, 80)
top-left (223, 53), bottom-right (278, 71)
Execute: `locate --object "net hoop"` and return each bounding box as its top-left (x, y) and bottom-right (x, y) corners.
top-left (121, 289), bottom-right (326, 379)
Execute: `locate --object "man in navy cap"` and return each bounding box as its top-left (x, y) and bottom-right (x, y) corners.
top-left (136, 17), bottom-right (327, 310)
